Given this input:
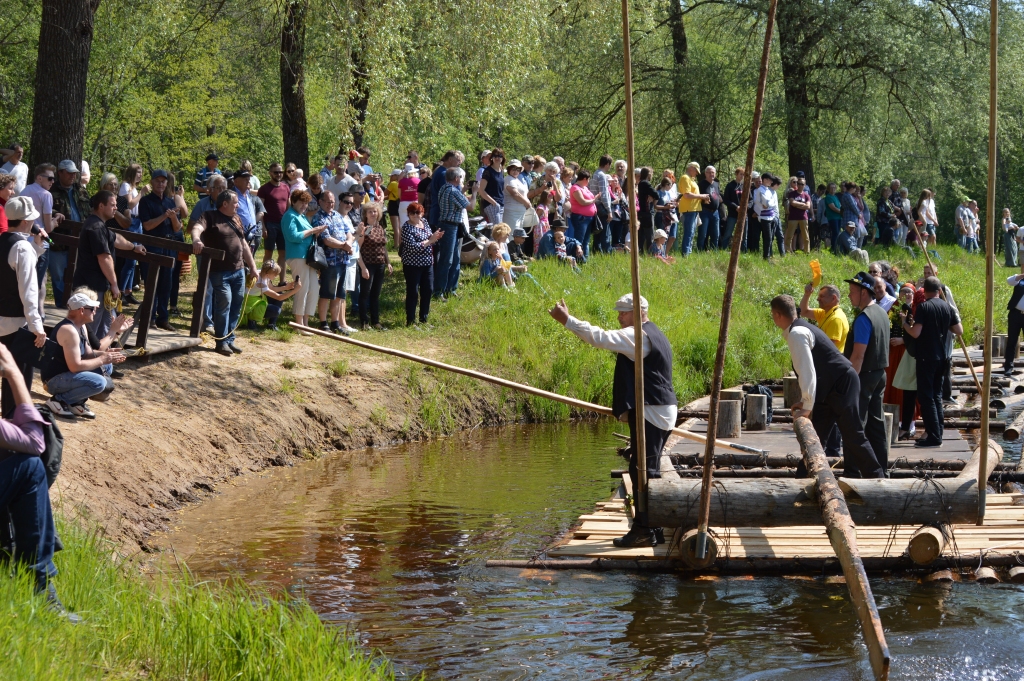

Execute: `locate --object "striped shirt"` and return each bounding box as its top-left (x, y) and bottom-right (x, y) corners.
top-left (591, 169), bottom-right (611, 211)
top-left (437, 182), bottom-right (469, 224)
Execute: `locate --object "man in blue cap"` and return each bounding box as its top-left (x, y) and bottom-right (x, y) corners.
top-left (137, 169), bottom-right (181, 330)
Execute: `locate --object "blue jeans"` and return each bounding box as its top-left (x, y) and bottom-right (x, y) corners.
top-left (210, 268), bottom-right (245, 344)
top-left (699, 208), bottom-right (721, 251)
top-left (964, 236), bottom-right (979, 253)
top-left (569, 213), bottom-right (594, 259)
top-left (593, 206), bottom-right (612, 254)
top-left (150, 246), bottom-right (173, 324)
top-left (721, 215), bottom-right (738, 250)
top-left (0, 454), bottom-right (57, 589)
top-left (433, 221), bottom-right (461, 297)
top-left (46, 370), bottom-right (110, 405)
top-left (679, 212), bottom-right (698, 255)
top-left (47, 250), bottom-right (69, 308)
top-left (610, 219), bottom-right (628, 246)
top-left (118, 218), bottom-right (143, 291)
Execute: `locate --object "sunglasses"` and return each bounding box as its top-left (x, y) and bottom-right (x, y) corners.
top-left (42, 175), bottom-right (55, 181)
top-left (341, 200), bottom-right (354, 206)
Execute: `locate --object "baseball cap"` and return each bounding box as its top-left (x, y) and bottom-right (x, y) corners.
top-left (57, 160), bottom-right (79, 173)
top-left (844, 271), bottom-right (876, 292)
top-left (507, 159), bottom-right (523, 170)
top-left (390, 168), bottom-right (402, 176)
top-left (233, 169), bottom-right (252, 179)
top-left (614, 293), bottom-right (649, 313)
top-left (206, 153), bottom-right (219, 161)
top-left (4, 196), bottom-right (40, 222)
top-left (67, 292), bottom-right (101, 310)
top-left (151, 169), bottom-right (169, 179)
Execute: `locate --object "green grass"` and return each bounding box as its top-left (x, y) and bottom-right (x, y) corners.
top-left (326, 358), bottom-right (350, 377)
top-left (0, 523), bottom-right (395, 681)
top-left (281, 358), bottom-right (297, 370)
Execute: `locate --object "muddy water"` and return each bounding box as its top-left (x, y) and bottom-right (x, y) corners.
top-left (160, 423), bottom-right (1024, 680)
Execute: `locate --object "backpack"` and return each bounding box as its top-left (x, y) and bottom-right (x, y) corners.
top-left (741, 384), bottom-right (775, 424)
top-left (33, 404), bottom-right (64, 487)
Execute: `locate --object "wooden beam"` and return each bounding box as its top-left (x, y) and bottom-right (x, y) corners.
top-left (793, 417), bottom-right (889, 681)
top-left (109, 228), bottom-right (226, 260)
top-left (189, 254), bottom-right (214, 337)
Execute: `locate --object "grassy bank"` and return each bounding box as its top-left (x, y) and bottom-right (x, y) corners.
top-left (332, 243), bottom-right (993, 420)
top-left (1, 522), bottom-right (395, 681)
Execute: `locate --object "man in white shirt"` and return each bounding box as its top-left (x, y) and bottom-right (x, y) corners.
top-left (770, 294), bottom-right (885, 478)
top-left (550, 293), bottom-right (677, 547)
top-left (0, 197), bottom-right (47, 418)
top-left (0, 145), bottom-right (29, 194)
top-left (324, 159), bottom-right (357, 205)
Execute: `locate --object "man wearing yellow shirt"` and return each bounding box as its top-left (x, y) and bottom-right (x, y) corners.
top-left (799, 281), bottom-right (849, 457)
top-left (799, 282), bottom-right (849, 349)
top-left (676, 161), bottom-right (708, 256)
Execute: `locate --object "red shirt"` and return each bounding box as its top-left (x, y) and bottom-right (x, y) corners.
top-left (398, 177), bottom-right (420, 202)
top-left (0, 197), bottom-right (7, 234)
top-left (257, 182), bottom-right (292, 224)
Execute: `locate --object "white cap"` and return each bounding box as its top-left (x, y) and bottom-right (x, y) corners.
top-left (67, 292), bottom-right (101, 310)
top-left (4, 196), bottom-right (40, 222)
top-left (403, 162), bottom-right (416, 174)
top-left (654, 229), bottom-right (668, 240)
top-left (613, 293), bottom-right (648, 313)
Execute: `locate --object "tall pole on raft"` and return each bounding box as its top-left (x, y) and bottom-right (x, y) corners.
top-left (619, 0), bottom-right (648, 517)
top-left (979, 0), bottom-right (998, 524)
top-left (694, 0), bottom-right (778, 559)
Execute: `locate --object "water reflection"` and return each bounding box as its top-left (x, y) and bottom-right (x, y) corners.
top-left (157, 423), bottom-right (1024, 680)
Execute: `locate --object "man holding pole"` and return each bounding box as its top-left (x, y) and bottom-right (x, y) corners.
top-left (770, 294), bottom-right (885, 479)
top-left (549, 293), bottom-right (677, 547)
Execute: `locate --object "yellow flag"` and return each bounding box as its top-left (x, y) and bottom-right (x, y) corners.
top-left (810, 259), bottom-right (822, 287)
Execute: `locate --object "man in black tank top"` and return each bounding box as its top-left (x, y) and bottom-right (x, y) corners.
top-left (771, 294), bottom-right (884, 479)
top-left (551, 293), bottom-right (678, 548)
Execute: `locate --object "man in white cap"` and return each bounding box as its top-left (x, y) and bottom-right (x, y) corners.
top-left (549, 293), bottom-right (677, 547)
top-left (0, 196), bottom-right (47, 418)
top-left (41, 289), bottom-right (131, 419)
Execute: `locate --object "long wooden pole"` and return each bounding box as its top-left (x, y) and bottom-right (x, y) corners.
top-left (619, 0), bottom-right (648, 518)
top-left (695, 0), bottom-right (778, 560)
top-left (289, 323), bottom-right (770, 456)
top-left (980, 0), bottom-right (998, 523)
top-left (793, 417), bottom-right (890, 681)
top-left (909, 221), bottom-right (984, 396)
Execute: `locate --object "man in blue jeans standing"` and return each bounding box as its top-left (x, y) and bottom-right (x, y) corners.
top-left (434, 166), bottom-right (471, 299)
top-left (190, 191), bottom-right (258, 356)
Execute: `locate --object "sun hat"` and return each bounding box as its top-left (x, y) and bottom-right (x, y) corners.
top-left (4, 196), bottom-right (40, 222)
top-left (653, 229), bottom-right (668, 240)
top-left (507, 159), bottom-right (523, 170)
top-left (403, 162), bottom-right (416, 174)
top-left (512, 227), bottom-right (527, 238)
top-left (614, 293), bottom-right (649, 313)
top-left (67, 292), bottom-right (101, 310)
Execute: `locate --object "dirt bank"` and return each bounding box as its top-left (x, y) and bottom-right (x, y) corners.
top-left (48, 331), bottom-right (508, 551)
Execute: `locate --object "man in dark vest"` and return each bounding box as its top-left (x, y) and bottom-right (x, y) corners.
top-left (771, 294), bottom-right (884, 478)
top-left (550, 293), bottom-right (677, 547)
top-left (843, 271), bottom-right (890, 470)
top-left (1003, 264), bottom-right (1024, 376)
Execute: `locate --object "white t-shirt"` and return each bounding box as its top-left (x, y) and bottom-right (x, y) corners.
top-left (19, 182), bottom-right (53, 230)
top-left (249, 174), bottom-right (261, 192)
top-left (1, 161), bottom-right (29, 194)
top-left (325, 175), bottom-right (357, 204)
top-left (118, 181), bottom-right (140, 217)
top-left (249, 277), bottom-right (272, 298)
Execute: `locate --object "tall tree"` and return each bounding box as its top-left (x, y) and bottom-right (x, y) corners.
top-left (29, 0), bottom-right (101, 167)
top-left (280, 0), bottom-right (309, 172)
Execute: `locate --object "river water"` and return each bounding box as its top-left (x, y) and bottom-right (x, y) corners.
top-left (159, 422), bottom-right (1024, 680)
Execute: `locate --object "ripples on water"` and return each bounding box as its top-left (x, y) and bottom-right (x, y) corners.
top-left (159, 422), bottom-right (1024, 680)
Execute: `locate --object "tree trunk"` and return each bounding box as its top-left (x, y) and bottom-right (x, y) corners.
top-left (30, 0), bottom-right (101, 169)
top-left (348, 1), bottom-right (370, 149)
top-left (775, 5), bottom-right (815, 190)
top-left (280, 0), bottom-right (310, 173)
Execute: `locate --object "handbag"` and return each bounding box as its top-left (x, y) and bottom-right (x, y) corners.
top-left (521, 207), bottom-right (539, 230)
top-left (306, 237), bottom-right (328, 271)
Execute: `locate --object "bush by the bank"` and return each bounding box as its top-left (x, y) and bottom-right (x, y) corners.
top-left (0, 521), bottom-right (395, 681)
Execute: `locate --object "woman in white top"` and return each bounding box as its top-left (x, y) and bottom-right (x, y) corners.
top-left (751, 173), bottom-right (780, 258)
top-left (920, 188), bottom-right (938, 245)
top-left (501, 159), bottom-right (532, 231)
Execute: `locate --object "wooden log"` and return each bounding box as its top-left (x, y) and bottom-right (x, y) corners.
top-left (650, 441), bottom-right (1002, 528)
top-left (883, 412), bottom-right (893, 455)
top-left (678, 528), bottom-right (718, 569)
top-left (745, 393), bottom-right (767, 431)
top-left (670, 452), bottom-right (1016, 472)
top-left (990, 391), bottom-right (1024, 409)
top-left (1004, 407), bottom-right (1024, 440)
top-left (907, 526), bottom-right (948, 566)
top-left (793, 417), bottom-right (889, 681)
top-left (974, 567), bottom-right (1000, 584)
top-left (717, 400), bottom-right (741, 438)
top-left (923, 570), bottom-right (954, 583)
top-left (720, 388), bottom-right (744, 402)
top-left (883, 404), bottom-right (900, 444)
top-left (1007, 566), bottom-right (1024, 583)
top-left (783, 376), bottom-right (801, 408)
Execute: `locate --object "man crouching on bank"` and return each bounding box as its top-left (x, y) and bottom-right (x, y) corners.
top-left (550, 294), bottom-right (677, 547)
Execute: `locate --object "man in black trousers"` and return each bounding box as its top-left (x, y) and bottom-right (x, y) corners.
top-left (843, 272), bottom-right (890, 470)
top-left (771, 294), bottom-right (885, 478)
top-left (550, 293), bottom-right (677, 547)
top-left (904, 277), bottom-right (962, 446)
top-left (1003, 265), bottom-right (1024, 376)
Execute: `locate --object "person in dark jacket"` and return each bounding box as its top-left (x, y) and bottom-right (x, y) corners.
top-left (1003, 266), bottom-right (1024, 376)
top-left (844, 272), bottom-right (890, 469)
top-left (550, 293), bottom-right (677, 547)
top-left (771, 294), bottom-right (884, 479)
top-left (723, 167), bottom-right (745, 250)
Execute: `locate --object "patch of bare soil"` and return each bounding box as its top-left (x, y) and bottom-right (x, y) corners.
top-left (45, 332), bottom-right (501, 551)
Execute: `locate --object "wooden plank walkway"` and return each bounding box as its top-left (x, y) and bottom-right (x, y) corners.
top-left (44, 303), bottom-right (200, 358)
top-left (548, 493), bottom-right (1024, 566)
